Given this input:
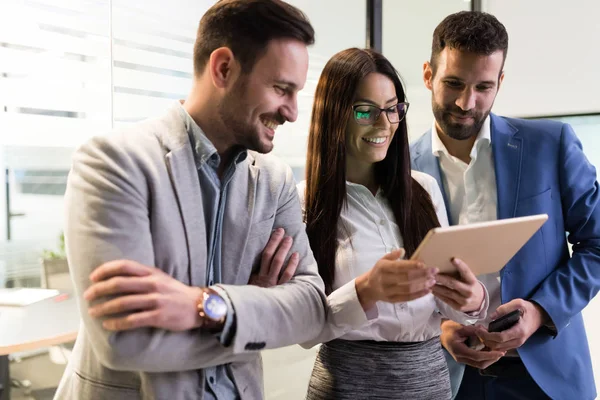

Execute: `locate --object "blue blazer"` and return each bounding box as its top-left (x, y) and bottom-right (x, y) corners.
top-left (410, 113), bottom-right (600, 400)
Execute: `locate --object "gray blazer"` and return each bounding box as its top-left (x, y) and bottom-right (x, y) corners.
top-left (54, 104), bottom-right (326, 400)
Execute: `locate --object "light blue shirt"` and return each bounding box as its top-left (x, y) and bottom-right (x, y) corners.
top-left (178, 104), bottom-right (245, 400)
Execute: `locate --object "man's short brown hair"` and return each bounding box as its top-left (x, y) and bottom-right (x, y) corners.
top-left (430, 11), bottom-right (509, 75)
top-left (193, 0), bottom-right (315, 76)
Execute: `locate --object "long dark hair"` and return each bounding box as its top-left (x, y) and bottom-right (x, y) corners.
top-left (304, 48), bottom-right (440, 294)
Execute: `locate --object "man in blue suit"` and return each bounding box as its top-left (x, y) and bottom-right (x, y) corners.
top-left (411, 11), bottom-right (600, 400)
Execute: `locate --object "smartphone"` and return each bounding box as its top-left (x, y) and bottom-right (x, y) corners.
top-left (488, 309), bottom-right (522, 333)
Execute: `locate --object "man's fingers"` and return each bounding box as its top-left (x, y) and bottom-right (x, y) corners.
top-left (89, 294), bottom-right (159, 317)
top-left (456, 355), bottom-right (504, 370)
top-left (477, 324), bottom-right (523, 351)
top-left (90, 260), bottom-right (155, 282)
top-left (268, 236), bottom-right (293, 279)
top-left (476, 324), bottom-right (520, 344)
top-left (259, 228), bottom-right (285, 276)
top-left (453, 343), bottom-right (506, 363)
top-left (84, 276), bottom-right (156, 301)
top-left (486, 338), bottom-right (523, 352)
top-left (278, 252), bottom-right (299, 285)
top-left (489, 298), bottom-right (524, 320)
top-left (454, 324), bottom-right (480, 339)
top-left (102, 310), bottom-right (161, 332)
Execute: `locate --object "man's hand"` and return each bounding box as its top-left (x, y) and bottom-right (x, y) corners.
top-left (441, 320), bottom-right (506, 369)
top-left (355, 249), bottom-right (438, 310)
top-left (432, 258), bottom-right (485, 313)
top-left (475, 299), bottom-right (549, 352)
top-left (84, 260), bottom-right (203, 332)
top-left (249, 228), bottom-right (299, 287)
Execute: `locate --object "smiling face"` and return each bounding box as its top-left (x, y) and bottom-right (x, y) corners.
top-left (424, 47), bottom-right (504, 141)
top-left (218, 38), bottom-right (308, 153)
top-left (345, 72), bottom-right (400, 176)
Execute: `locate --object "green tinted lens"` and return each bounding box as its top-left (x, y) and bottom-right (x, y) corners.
top-left (354, 106), bottom-right (374, 124)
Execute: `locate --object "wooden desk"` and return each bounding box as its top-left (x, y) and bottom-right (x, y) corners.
top-left (0, 294), bottom-right (79, 400)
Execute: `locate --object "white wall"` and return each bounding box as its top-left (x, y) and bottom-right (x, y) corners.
top-left (383, 0), bottom-right (600, 139)
top-left (484, 0), bottom-right (600, 118)
top-left (479, 2), bottom-right (600, 392)
top-left (270, 0), bottom-right (367, 171)
top-left (381, 0), bottom-right (471, 141)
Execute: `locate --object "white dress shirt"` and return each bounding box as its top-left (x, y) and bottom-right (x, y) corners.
top-left (298, 171), bottom-right (488, 347)
top-left (431, 116), bottom-right (501, 328)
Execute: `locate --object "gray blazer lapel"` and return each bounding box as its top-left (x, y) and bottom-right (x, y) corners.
top-left (162, 105), bottom-right (207, 287)
top-left (221, 155), bottom-right (257, 283)
top-left (491, 114), bottom-right (522, 220)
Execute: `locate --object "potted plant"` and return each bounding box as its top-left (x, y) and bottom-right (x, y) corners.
top-left (40, 232), bottom-right (71, 290)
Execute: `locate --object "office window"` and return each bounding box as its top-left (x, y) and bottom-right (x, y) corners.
top-left (111, 0), bottom-right (211, 126)
top-left (0, 0), bottom-right (213, 287)
top-left (267, 0), bottom-right (366, 181)
top-left (0, 0), bottom-right (111, 287)
top-left (0, 0), bottom-right (367, 286)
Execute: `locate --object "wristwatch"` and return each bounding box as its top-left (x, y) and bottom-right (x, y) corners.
top-left (197, 287), bottom-right (228, 332)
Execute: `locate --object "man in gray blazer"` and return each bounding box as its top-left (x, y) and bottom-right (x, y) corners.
top-left (54, 1), bottom-right (326, 399)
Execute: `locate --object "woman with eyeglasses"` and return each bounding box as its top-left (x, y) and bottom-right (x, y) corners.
top-left (298, 48), bottom-right (489, 400)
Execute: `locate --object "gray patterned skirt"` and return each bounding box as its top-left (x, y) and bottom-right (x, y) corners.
top-left (306, 337), bottom-right (451, 400)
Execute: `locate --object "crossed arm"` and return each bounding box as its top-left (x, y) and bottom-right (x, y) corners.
top-left (66, 137), bottom-right (324, 372)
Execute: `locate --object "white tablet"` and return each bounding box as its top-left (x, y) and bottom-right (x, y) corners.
top-left (410, 214), bottom-right (548, 275)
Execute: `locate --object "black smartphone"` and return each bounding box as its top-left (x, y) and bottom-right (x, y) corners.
top-left (488, 309), bottom-right (522, 333)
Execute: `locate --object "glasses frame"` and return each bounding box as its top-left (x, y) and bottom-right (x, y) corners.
top-left (351, 102), bottom-right (410, 126)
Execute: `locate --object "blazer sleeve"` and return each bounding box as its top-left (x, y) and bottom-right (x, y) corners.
top-left (529, 123), bottom-right (600, 333)
top-left (298, 278), bottom-right (376, 348)
top-left (218, 165), bottom-right (327, 354)
top-left (65, 136), bottom-right (261, 372)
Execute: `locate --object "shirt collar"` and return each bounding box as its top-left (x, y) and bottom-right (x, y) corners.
top-left (176, 101), bottom-right (247, 169)
top-left (431, 115), bottom-right (491, 161)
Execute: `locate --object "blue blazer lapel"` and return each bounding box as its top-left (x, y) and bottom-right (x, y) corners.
top-left (491, 114), bottom-right (522, 219)
top-left (411, 130), bottom-right (452, 222)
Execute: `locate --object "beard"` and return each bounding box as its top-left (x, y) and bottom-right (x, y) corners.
top-left (218, 76), bottom-right (279, 154)
top-left (432, 99), bottom-right (490, 141)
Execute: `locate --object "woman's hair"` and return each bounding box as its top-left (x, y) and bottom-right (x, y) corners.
top-left (304, 48), bottom-right (440, 294)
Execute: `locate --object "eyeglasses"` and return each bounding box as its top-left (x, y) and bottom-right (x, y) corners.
top-left (351, 102), bottom-right (410, 126)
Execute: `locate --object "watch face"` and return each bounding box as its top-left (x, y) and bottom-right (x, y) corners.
top-left (204, 293), bottom-right (227, 320)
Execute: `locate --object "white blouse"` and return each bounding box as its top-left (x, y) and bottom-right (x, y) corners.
top-left (298, 170), bottom-right (488, 347)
